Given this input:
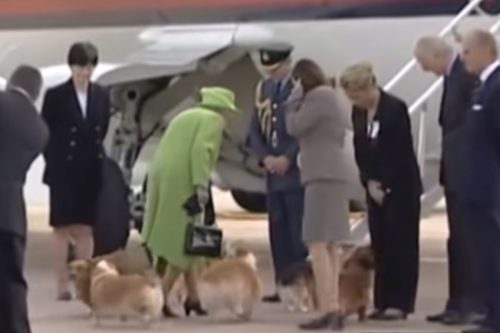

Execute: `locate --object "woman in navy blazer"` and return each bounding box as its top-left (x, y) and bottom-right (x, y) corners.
top-left (340, 62), bottom-right (422, 320)
top-left (41, 42), bottom-right (110, 300)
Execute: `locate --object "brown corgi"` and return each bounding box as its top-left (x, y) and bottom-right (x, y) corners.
top-left (339, 244), bottom-right (375, 321)
top-left (90, 259), bottom-right (163, 328)
top-left (197, 248), bottom-right (262, 321)
top-left (68, 250), bottom-right (133, 311)
top-left (278, 259), bottom-right (317, 313)
top-left (68, 259), bottom-right (93, 310)
top-left (278, 244), bottom-right (375, 320)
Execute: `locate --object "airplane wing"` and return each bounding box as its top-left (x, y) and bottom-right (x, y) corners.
top-left (96, 24), bottom-right (276, 86)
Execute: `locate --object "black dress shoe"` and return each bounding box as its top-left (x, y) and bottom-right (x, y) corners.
top-left (427, 311), bottom-right (455, 323)
top-left (184, 300), bottom-right (208, 317)
top-left (299, 312), bottom-right (345, 331)
top-left (262, 293), bottom-right (281, 303)
top-left (370, 309), bottom-right (407, 321)
top-left (443, 313), bottom-right (485, 326)
top-left (462, 326), bottom-right (498, 333)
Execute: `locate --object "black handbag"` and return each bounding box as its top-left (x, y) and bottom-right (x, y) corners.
top-left (184, 223), bottom-right (223, 258)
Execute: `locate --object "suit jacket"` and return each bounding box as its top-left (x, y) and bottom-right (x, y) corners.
top-left (352, 89), bottom-right (422, 196)
top-left (439, 57), bottom-right (476, 192)
top-left (0, 89), bottom-right (48, 236)
top-left (286, 85), bottom-right (350, 184)
top-left (464, 66), bottom-right (500, 204)
top-left (246, 77), bottom-right (302, 192)
top-left (41, 80), bottom-right (110, 188)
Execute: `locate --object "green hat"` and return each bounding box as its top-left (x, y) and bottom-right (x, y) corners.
top-left (199, 86), bottom-right (238, 113)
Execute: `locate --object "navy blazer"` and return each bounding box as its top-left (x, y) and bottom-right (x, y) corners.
top-left (352, 89), bottom-right (422, 197)
top-left (0, 90), bottom-right (48, 237)
top-left (41, 80), bottom-right (110, 188)
top-left (246, 77), bottom-right (301, 192)
top-left (439, 57), bottom-right (476, 191)
top-left (464, 65), bottom-right (500, 204)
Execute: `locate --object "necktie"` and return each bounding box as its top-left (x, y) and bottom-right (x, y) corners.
top-left (472, 79), bottom-right (482, 104)
top-left (274, 81), bottom-right (282, 99)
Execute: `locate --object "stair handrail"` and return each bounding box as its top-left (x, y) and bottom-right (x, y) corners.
top-left (384, 0), bottom-right (486, 93)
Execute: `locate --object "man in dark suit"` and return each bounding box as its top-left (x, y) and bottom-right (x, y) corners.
top-left (246, 43), bottom-right (307, 302)
top-left (460, 29), bottom-right (500, 333)
top-left (41, 41), bottom-right (110, 300)
top-left (0, 65), bottom-right (48, 333)
top-left (414, 36), bottom-right (484, 325)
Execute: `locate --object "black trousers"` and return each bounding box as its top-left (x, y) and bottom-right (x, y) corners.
top-left (368, 191), bottom-right (420, 313)
top-left (444, 190), bottom-right (483, 314)
top-left (0, 230), bottom-right (31, 333)
top-left (467, 202), bottom-right (500, 329)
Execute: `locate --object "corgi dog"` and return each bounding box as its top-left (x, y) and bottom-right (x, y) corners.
top-left (278, 259), bottom-right (317, 313)
top-left (278, 244), bottom-right (375, 321)
top-left (339, 244), bottom-right (375, 321)
top-left (90, 259), bottom-right (163, 328)
top-left (68, 250), bottom-right (140, 311)
top-left (197, 245), bottom-right (262, 321)
top-left (170, 241), bottom-right (262, 321)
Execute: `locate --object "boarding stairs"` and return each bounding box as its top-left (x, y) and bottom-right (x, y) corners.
top-left (350, 0), bottom-right (500, 242)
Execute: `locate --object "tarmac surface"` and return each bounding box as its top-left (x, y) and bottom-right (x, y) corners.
top-left (25, 190), bottom-right (464, 332)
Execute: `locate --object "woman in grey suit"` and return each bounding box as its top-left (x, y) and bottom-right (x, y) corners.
top-left (286, 59), bottom-right (351, 331)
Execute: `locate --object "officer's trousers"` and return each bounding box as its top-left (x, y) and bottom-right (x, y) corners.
top-left (444, 190), bottom-right (483, 314)
top-left (0, 230), bottom-right (31, 333)
top-left (267, 188), bottom-right (308, 283)
top-left (467, 202), bottom-right (500, 330)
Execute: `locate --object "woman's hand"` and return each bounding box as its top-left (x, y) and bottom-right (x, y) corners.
top-left (368, 180), bottom-right (385, 205)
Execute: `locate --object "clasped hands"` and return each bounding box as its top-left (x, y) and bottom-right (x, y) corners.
top-left (263, 155), bottom-right (290, 176)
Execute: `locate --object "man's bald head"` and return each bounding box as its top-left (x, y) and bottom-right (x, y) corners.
top-left (461, 29), bottom-right (499, 75)
top-left (464, 29), bottom-right (497, 56)
top-left (414, 36), bottom-right (455, 75)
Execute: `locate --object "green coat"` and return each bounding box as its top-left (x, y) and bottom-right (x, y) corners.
top-left (141, 107), bottom-right (225, 270)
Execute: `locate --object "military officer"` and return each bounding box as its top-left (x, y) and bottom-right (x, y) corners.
top-left (246, 43), bottom-right (308, 302)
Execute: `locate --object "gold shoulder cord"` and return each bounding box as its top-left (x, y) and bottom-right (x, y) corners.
top-left (255, 80), bottom-right (272, 141)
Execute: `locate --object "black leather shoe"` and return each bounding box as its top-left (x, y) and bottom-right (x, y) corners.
top-left (427, 311), bottom-right (455, 323)
top-left (444, 313), bottom-right (486, 326)
top-left (262, 293), bottom-right (281, 303)
top-left (462, 326), bottom-right (498, 333)
top-left (299, 312), bottom-right (345, 331)
top-left (184, 300), bottom-right (208, 317)
top-left (370, 309), bottom-right (407, 321)
top-left (368, 310), bottom-right (385, 320)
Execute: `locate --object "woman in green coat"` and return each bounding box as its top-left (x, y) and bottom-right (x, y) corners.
top-left (141, 86), bottom-right (238, 317)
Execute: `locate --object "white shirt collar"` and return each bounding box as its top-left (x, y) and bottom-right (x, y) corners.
top-left (446, 53), bottom-right (458, 76)
top-left (480, 60), bottom-right (500, 82)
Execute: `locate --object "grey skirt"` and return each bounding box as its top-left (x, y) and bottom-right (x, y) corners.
top-left (302, 180), bottom-right (351, 243)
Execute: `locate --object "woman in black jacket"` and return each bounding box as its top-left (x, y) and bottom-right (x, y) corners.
top-left (340, 62), bottom-right (423, 320)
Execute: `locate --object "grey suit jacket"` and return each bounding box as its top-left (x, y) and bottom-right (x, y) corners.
top-left (440, 56), bottom-right (476, 193)
top-left (0, 90), bottom-right (49, 236)
top-left (286, 85), bottom-right (350, 184)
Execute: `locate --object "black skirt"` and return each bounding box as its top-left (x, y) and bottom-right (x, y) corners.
top-left (48, 179), bottom-right (99, 228)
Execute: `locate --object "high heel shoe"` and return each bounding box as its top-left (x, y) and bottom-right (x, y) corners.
top-left (183, 300), bottom-right (208, 317)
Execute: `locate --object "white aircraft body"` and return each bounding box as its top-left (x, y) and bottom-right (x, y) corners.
top-left (1, 0), bottom-right (497, 234)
